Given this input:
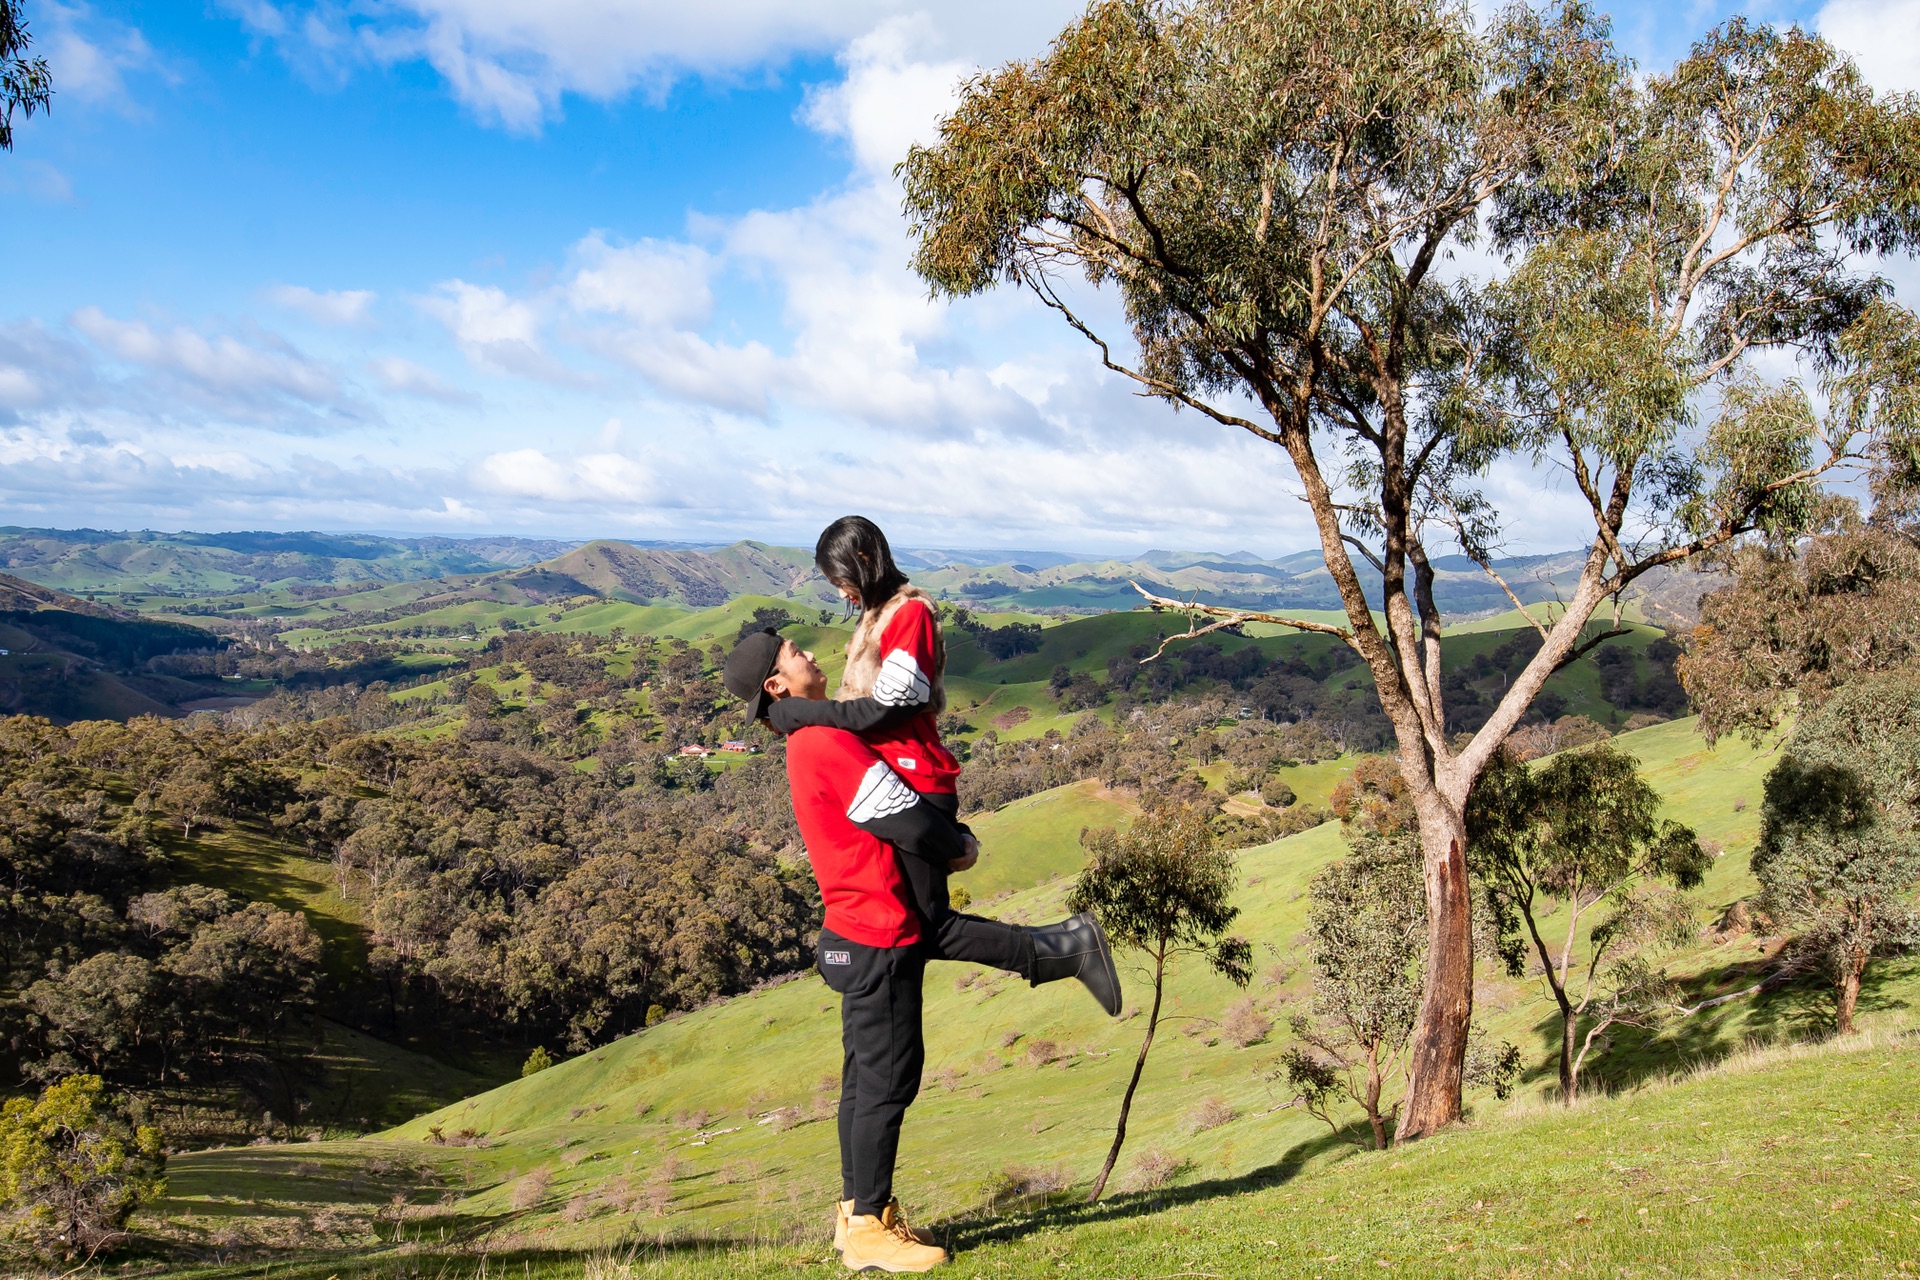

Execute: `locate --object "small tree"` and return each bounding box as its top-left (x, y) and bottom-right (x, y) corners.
top-left (1069, 808), bottom-right (1251, 1201)
top-left (1279, 833), bottom-right (1423, 1149)
top-left (1469, 743), bottom-right (1709, 1100)
top-left (1755, 670), bottom-right (1920, 1033)
top-left (0, 1075), bottom-right (165, 1261)
top-left (1, 1), bottom-right (52, 153)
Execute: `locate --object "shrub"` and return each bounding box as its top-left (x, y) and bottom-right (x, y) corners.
top-left (1184, 1096), bottom-right (1237, 1134)
top-left (988, 1163), bottom-right (1073, 1209)
top-left (0, 1076), bottom-right (165, 1260)
top-left (1221, 998), bottom-right (1273, 1048)
top-left (1126, 1148), bottom-right (1191, 1191)
top-left (509, 1167), bottom-right (551, 1211)
top-left (1259, 775), bottom-right (1296, 808)
top-left (1023, 1038), bottom-right (1060, 1066)
top-left (520, 1046), bottom-right (553, 1077)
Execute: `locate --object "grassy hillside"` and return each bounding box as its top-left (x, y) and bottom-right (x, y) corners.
top-left (963, 779), bottom-right (1140, 899)
top-left (147, 716), bottom-right (1916, 1274)
top-left (164, 1027), bottom-right (1920, 1279)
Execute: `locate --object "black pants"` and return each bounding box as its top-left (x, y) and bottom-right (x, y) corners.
top-left (819, 928), bottom-right (927, 1216)
top-left (907, 793), bottom-right (1034, 976)
top-left (819, 800), bottom-right (1036, 1216)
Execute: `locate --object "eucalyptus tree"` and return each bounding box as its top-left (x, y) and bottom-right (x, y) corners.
top-left (1682, 512), bottom-right (1920, 744)
top-left (1068, 808), bottom-right (1251, 1201)
top-left (1755, 670), bottom-right (1920, 1033)
top-left (1, 0), bottom-right (50, 151)
top-left (901, 0), bottom-right (1920, 1137)
top-left (1468, 743), bottom-right (1708, 1100)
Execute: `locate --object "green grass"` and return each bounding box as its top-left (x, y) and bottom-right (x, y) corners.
top-left (963, 779), bottom-right (1139, 899)
top-left (156, 1027), bottom-right (1920, 1279)
top-left (164, 822), bottom-right (366, 980)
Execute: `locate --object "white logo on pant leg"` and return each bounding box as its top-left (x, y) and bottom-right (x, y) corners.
top-left (872, 649), bottom-right (931, 707)
top-left (847, 761), bottom-right (917, 823)
top-left (824, 950), bottom-right (851, 965)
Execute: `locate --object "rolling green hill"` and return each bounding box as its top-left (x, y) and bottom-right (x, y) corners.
top-left (0, 528), bottom-right (575, 599)
top-left (0, 573), bottom-right (234, 721)
top-left (148, 717), bottom-right (1916, 1275)
top-left (164, 1027), bottom-right (1920, 1279)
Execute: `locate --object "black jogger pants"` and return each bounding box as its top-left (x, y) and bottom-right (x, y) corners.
top-left (906, 793), bottom-right (1034, 975)
top-left (818, 928), bottom-right (927, 1216)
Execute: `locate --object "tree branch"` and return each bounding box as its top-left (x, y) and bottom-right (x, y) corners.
top-left (1130, 583), bottom-right (1354, 661)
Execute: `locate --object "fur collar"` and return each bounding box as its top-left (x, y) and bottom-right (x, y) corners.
top-left (837, 584), bottom-right (946, 715)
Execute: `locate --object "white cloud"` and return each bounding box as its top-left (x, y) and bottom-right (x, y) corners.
top-left (265, 284), bottom-right (378, 326)
top-left (1820, 0), bottom-right (1920, 93)
top-left (40, 2), bottom-right (162, 110)
top-left (368, 355), bottom-right (475, 403)
top-left (221, 0), bottom-right (1083, 131)
top-left (67, 307), bottom-right (361, 428)
top-left (417, 280), bottom-right (584, 381)
top-left (565, 234), bottom-right (713, 329)
top-left (800, 17), bottom-right (969, 175)
top-left (475, 446), bottom-right (658, 503)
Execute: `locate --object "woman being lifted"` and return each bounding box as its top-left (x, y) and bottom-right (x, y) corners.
top-left (769, 515), bottom-right (1121, 1002)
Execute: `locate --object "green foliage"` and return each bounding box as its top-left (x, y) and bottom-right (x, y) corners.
top-left (0, 0), bottom-right (50, 153)
top-left (1683, 518), bottom-right (1920, 744)
top-left (1755, 669), bottom-right (1920, 1032)
top-left (733, 606), bottom-right (795, 645)
top-left (1469, 743), bottom-right (1707, 1098)
top-left (1070, 810), bottom-right (1250, 984)
top-left (1279, 833), bottom-right (1425, 1148)
top-left (1070, 807), bottom-right (1250, 1200)
top-left (521, 1047), bottom-right (553, 1077)
top-left (0, 1075), bottom-right (163, 1260)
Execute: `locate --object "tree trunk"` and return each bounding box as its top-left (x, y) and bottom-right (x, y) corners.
top-left (1088, 946), bottom-right (1165, 1202)
top-left (1364, 1039), bottom-right (1387, 1151)
top-left (1836, 965), bottom-right (1861, 1035)
top-left (1560, 1006), bottom-right (1579, 1102)
top-left (1397, 818), bottom-right (1473, 1144)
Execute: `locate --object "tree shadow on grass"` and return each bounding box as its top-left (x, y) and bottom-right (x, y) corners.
top-left (1524, 950), bottom-right (1918, 1102)
top-left (936, 1126), bottom-right (1357, 1255)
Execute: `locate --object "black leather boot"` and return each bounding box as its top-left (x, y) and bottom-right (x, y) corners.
top-left (1028, 912), bottom-right (1123, 1016)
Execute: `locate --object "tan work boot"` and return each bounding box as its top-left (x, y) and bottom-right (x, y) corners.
top-left (841, 1201), bottom-right (947, 1272)
top-left (837, 1198), bottom-right (935, 1251)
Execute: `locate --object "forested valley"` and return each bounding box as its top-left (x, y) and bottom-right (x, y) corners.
top-left (0, 601), bottom-right (1690, 1147)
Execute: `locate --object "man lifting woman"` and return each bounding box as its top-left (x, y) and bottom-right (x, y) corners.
top-left (722, 515), bottom-right (1120, 1273)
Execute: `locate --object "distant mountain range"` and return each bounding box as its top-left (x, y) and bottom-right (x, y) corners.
top-left (0, 527), bottom-right (1726, 627)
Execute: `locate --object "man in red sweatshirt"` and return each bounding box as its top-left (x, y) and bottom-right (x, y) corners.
top-left (723, 629), bottom-right (1117, 1273)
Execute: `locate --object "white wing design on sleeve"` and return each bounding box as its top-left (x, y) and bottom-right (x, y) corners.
top-left (847, 760), bottom-right (919, 824)
top-left (871, 648), bottom-right (932, 708)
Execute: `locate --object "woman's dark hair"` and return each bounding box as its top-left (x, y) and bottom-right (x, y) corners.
top-left (815, 515), bottom-right (908, 613)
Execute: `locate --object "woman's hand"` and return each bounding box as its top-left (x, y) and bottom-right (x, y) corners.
top-left (949, 834), bottom-right (980, 873)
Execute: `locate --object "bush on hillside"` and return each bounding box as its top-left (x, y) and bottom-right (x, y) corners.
top-left (0, 1075), bottom-right (164, 1261)
top-left (1755, 670), bottom-right (1920, 1033)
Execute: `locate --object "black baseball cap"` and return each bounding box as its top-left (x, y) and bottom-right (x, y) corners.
top-left (723, 628), bottom-right (785, 724)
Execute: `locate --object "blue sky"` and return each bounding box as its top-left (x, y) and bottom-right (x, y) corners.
top-left (0, 0), bottom-right (1909, 555)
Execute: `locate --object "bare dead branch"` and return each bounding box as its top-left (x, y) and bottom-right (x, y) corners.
top-left (1130, 582), bottom-right (1353, 663)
